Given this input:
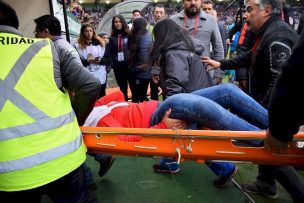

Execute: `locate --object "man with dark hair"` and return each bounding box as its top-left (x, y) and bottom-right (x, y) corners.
top-left (0, 1), bottom-right (19, 28)
top-left (150, 4), bottom-right (168, 101)
top-left (128, 9), bottom-right (142, 30)
top-left (201, 0), bottom-right (227, 57)
top-left (152, 4), bottom-right (167, 24)
top-left (132, 9), bottom-right (141, 18)
top-left (34, 15), bottom-right (81, 63)
top-left (171, 0), bottom-right (224, 60)
top-left (0, 1), bottom-right (99, 202)
top-left (34, 15), bottom-right (61, 36)
top-left (171, 0), bottom-right (225, 85)
top-left (34, 14), bottom-right (115, 190)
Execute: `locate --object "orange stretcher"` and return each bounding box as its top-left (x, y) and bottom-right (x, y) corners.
top-left (81, 126), bottom-right (304, 166)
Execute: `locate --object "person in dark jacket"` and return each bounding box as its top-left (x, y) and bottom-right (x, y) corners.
top-left (150, 19), bottom-right (237, 188)
top-left (151, 18), bottom-right (213, 99)
top-left (202, 0), bottom-right (298, 108)
top-left (265, 29), bottom-right (304, 152)
top-left (203, 0), bottom-right (303, 201)
top-left (128, 17), bottom-right (153, 103)
top-left (108, 15), bottom-right (130, 101)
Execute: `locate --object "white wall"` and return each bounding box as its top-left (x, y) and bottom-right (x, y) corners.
top-left (4, 0), bottom-right (50, 37)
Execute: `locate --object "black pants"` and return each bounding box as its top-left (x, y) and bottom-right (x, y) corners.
top-left (113, 63), bottom-right (129, 101)
top-left (0, 164), bottom-right (97, 203)
top-left (129, 77), bottom-right (150, 103)
top-left (99, 83), bottom-right (106, 98)
top-left (149, 79), bottom-right (159, 100)
top-left (257, 164), bottom-right (304, 202)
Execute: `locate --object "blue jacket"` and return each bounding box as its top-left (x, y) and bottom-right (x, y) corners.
top-left (129, 31), bottom-right (153, 80)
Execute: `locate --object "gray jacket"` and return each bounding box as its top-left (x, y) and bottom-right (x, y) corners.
top-left (0, 25), bottom-right (100, 125)
top-left (218, 20), bottom-right (227, 57)
top-left (170, 10), bottom-right (224, 60)
top-left (159, 39), bottom-right (212, 99)
top-left (52, 36), bottom-right (82, 64)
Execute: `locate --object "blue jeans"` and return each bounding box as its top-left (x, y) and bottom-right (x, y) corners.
top-left (151, 83), bottom-right (268, 131)
top-left (151, 83), bottom-right (268, 177)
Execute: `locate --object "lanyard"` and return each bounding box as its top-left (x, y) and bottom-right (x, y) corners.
top-left (117, 34), bottom-right (124, 52)
top-left (183, 15), bottom-right (199, 36)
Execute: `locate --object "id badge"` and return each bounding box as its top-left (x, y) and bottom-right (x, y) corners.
top-left (118, 52), bottom-right (124, 61)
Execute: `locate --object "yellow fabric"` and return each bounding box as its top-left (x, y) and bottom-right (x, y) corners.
top-left (0, 144), bottom-right (86, 191)
top-left (0, 33), bottom-right (86, 191)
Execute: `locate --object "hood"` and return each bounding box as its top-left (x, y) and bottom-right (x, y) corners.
top-left (0, 25), bottom-right (23, 36)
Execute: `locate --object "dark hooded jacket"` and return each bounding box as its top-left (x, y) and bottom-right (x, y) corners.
top-left (159, 38), bottom-right (213, 99)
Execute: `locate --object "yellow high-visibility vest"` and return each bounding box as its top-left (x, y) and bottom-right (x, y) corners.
top-left (0, 33), bottom-right (86, 191)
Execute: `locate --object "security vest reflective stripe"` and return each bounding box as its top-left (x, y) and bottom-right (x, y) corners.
top-left (0, 33), bottom-right (86, 191)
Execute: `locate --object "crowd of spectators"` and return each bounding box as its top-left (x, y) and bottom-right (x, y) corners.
top-left (64, 0), bottom-right (109, 28)
top-left (64, 1), bottom-right (303, 33)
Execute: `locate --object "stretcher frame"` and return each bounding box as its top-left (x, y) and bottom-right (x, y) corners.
top-left (82, 126), bottom-right (304, 166)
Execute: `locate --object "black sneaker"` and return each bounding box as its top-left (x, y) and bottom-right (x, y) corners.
top-left (98, 156), bottom-right (115, 177)
top-left (214, 166), bottom-right (238, 188)
top-left (241, 182), bottom-right (278, 199)
top-left (153, 163), bottom-right (180, 174)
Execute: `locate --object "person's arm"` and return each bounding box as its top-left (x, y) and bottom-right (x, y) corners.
top-left (73, 43), bottom-right (88, 67)
top-left (202, 45), bottom-right (251, 71)
top-left (53, 43), bottom-right (101, 126)
top-left (210, 19), bottom-right (224, 61)
top-left (218, 21), bottom-right (227, 57)
top-left (99, 43), bottom-right (110, 67)
top-left (220, 49), bottom-right (251, 70)
top-left (80, 56), bottom-right (90, 67)
top-left (151, 109), bottom-right (186, 129)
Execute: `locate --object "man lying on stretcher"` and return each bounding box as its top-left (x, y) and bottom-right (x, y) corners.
top-left (84, 83), bottom-right (268, 187)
